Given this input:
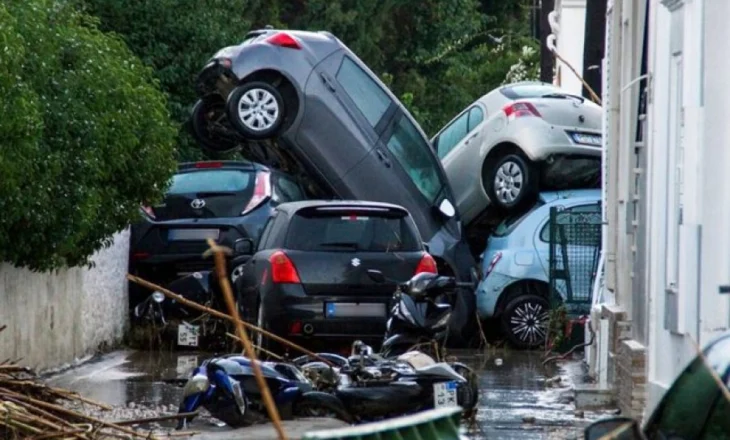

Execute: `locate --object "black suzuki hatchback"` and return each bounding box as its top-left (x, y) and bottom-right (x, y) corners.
top-left (234, 200), bottom-right (438, 352)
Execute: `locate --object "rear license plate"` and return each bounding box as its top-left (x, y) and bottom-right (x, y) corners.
top-left (570, 132), bottom-right (602, 146)
top-left (177, 322), bottom-right (200, 347)
top-left (433, 381), bottom-right (459, 408)
top-left (168, 228), bottom-right (220, 241)
top-left (325, 303), bottom-right (386, 318)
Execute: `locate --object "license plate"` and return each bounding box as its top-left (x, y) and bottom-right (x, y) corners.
top-left (433, 381), bottom-right (459, 408)
top-left (168, 228), bottom-right (220, 241)
top-left (570, 132), bottom-right (602, 146)
top-left (325, 303), bottom-right (386, 318)
top-left (177, 322), bottom-right (200, 347)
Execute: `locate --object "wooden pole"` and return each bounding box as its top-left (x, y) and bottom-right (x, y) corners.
top-left (207, 239), bottom-right (288, 440)
top-left (225, 333), bottom-right (285, 361)
top-left (125, 275), bottom-right (333, 367)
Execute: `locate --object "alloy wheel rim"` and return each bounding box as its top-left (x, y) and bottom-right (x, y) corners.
top-left (238, 88), bottom-right (279, 131)
top-left (509, 301), bottom-right (548, 345)
top-left (494, 160), bottom-right (524, 204)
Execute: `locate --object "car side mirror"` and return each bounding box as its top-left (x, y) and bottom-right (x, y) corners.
top-left (584, 417), bottom-right (644, 440)
top-left (438, 199), bottom-right (456, 218)
top-left (367, 270), bottom-right (386, 284)
top-left (234, 238), bottom-right (254, 255)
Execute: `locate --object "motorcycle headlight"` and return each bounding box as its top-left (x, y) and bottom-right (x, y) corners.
top-left (182, 374), bottom-right (210, 398)
top-left (152, 291), bottom-right (165, 303)
top-left (434, 312), bottom-right (451, 329)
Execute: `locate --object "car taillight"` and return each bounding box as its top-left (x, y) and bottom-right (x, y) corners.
top-left (485, 252), bottom-right (503, 278)
top-left (289, 321), bottom-right (303, 335)
top-left (415, 253), bottom-right (438, 275)
top-left (242, 171), bottom-right (271, 215)
top-left (503, 102), bottom-right (541, 120)
top-left (140, 205), bottom-right (156, 219)
top-left (195, 161), bottom-right (223, 168)
top-left (265, 32), bottom-right (301, 50)
top-left (270, 250), bottom-right (301, 284)
top-left (132, 252), bottom-right (150, 261)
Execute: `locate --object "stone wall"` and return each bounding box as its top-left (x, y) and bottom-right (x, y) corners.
top-left (0, 231), bottom-right (129, 371)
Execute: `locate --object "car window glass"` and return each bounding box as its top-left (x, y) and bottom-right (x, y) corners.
top-left (336, 57), bottom-right (393, 127)
top-left (645, 357), bottom-right (726, 440)
top-left (168, 170), bottom-right (253, 194)
top-left (257, 216), bottom-right (276, 250)
top-left (500, 84), bottom-right (564, 100)
top-left (274, 176), bottom-right (305, 203)
top-left (386, 115), bottom-right (444, 203)
top-left (492, 202), bottom-right (544, 237)
top-left (539, 202), bottom-right (601, 243)
top-left (468, 106), bottom-right (485, 131)
top-left (286, 212), bottom-right (420, 252)
top-left (435, 112), bottom-right (469, 159)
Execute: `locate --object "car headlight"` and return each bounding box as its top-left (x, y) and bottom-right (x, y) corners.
top-left (182, 374), bottom-right (210, 398)
top-left (434, 312), bottom-right (451, 329)
top-left (152, 291), bottom-right (165, 303)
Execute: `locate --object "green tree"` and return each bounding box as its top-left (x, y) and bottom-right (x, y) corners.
top-left (0, 0), bottom-right (177, 271)
top-left (76, 0), bottom-right (257, 161)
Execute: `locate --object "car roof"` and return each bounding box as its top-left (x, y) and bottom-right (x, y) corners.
top-left (276, 200), bottom-right (410, 215)
top-left (538, 188), bottom-right (601, 205)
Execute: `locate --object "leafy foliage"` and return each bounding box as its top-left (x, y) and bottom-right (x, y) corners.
top-left (0, 0), bottom-right (177, 270)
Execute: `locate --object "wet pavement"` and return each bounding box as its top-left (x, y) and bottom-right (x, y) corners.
top-left (45, 349), bottom-right (615, 438)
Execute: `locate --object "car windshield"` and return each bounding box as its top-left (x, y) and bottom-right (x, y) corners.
top-left (167, 170), bottom-right (254, 195)
top-left (500, 83), bottom-right (566, 100)
top-left (385, 115), bottom-right (445, 204)
top-left (286, 210), bottom-right (420, 252)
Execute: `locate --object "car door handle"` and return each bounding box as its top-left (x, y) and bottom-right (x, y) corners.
top-left (375, 149), bottom-right (391, 168)
top-left (320, 73), bottom-right (336, 92)
top-left (464, 133), bottom-right (479, 144)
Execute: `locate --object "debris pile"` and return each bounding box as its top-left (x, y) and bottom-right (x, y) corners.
top-left (0, 325), bottom-right (194, 439)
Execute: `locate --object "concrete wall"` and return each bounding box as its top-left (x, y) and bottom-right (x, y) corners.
top-left (0, 230), bottom-right (129, 371)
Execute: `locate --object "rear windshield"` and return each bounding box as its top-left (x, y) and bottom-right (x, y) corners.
top-left (500, 84), bottom-right (564, 100)
top-left (168, 170), bottom-right (254, 195)
top-left (492, 201), bottom-right (544, 237)
top-left (286, 211), bottom-right (421, 252)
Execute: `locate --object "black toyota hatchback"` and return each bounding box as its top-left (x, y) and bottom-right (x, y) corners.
top-left (234, 200), bottom-right (438, 352)
top-left (129, 160), bottom-right (307, 306)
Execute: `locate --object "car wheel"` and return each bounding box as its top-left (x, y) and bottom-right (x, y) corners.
top-left (500, 294), bottom-right (550, 349)
top-left (189, 99), bottom-right (239, 153)
top-left (485, 152), bottom-right (537, 211)
top-left (226, 82), bottom-right (285, 140)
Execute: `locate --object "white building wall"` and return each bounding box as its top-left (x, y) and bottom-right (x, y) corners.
top-left (554, 0), bottom-right (586, 95)
top-left (0, 231), bottom-right (129, 371)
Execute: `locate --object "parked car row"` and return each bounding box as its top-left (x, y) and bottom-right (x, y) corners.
top-left (129, 27), bottom-right (605, 351)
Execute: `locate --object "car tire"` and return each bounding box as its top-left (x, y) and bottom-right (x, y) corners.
top-left (189, 99), bottom-right (239, 153)
top-left (484, 152), bottom-right (537, 211)
top-left (500, 294), bottom-right (550, 350)
top-left (226, 82), bottom-right (285, 140)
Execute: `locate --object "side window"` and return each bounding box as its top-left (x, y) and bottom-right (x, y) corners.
top-left (468, 106), bottom-right (484, 131)
top-left (539, 202), bottom-right (601, 242)
top-left (435, 112), bottom-right (469, 159)
top-left (273, 175), bottom-right (305, 203)
top-left (257, 215), bottom-right (276, 250)
top-left (336, 57), bottom-right (393, 127)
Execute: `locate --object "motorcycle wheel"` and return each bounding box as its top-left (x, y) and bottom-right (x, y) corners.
top-left (207, 389), bottom-right (254, 428)
top-left (293, 393), bottom-right (353, 424)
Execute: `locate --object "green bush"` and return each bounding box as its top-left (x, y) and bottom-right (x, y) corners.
top-left (0, 0), bottom-right (177, 271)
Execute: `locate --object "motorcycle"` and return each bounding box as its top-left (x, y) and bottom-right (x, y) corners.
top-left (293, 342), bottom-right (480, 421)
top-left (367, 269), bottom-right (476, 358)
top-left (176, 355), bottom-right (352, 429)
top-left (133, 271), bottom-right (224, 324)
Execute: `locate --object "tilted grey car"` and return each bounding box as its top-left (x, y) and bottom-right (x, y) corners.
top-left (189, 28), bottom-right (477, 343)
top-left (431, 81), bottom-right (602, 226)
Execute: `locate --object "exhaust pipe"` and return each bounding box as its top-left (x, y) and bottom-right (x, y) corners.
top-left (303, 323), bottom-right (314, 335)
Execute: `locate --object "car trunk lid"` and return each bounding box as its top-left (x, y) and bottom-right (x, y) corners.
top-left (529, 94), bottom-right (602, 131)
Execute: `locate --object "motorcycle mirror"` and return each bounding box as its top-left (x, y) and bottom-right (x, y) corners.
top-left (367, 269), bottom-right (386, 284)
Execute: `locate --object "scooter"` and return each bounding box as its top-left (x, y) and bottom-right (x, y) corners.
top-left (367, 269), bottom-right (476, 358)
top-left (133, 271), bottom-right (223, 324)
top-left (176, 355), bottom-right (351, 429)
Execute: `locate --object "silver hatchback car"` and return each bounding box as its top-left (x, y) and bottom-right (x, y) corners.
top-left (431, 82), bottom-right (602, 226)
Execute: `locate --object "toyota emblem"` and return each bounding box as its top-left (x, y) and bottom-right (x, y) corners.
top-left (190, 199), bottom-right (206, 209)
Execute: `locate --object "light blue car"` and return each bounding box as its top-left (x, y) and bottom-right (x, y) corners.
top-left (476, 189), bottom-right (601, 349)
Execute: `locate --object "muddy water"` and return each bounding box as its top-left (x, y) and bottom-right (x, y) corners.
top-left (46, 349), bottom-right (614, 438)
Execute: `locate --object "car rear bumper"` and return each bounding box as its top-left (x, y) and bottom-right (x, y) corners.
top-left (263, 288), bottom-right (390, 339)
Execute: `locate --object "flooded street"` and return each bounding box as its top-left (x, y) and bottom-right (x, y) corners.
top-left (46, 349), bottom-right (614, 439)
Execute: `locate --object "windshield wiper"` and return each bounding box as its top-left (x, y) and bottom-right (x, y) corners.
top-left (541, 92), bottom-right (585, 103)
top-left (318, 242), bottom-right (360, 250)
